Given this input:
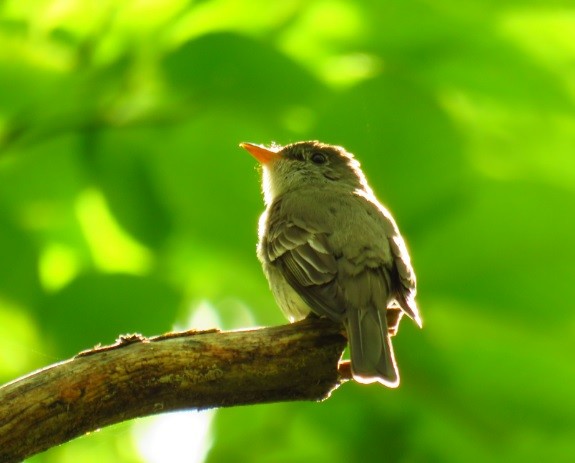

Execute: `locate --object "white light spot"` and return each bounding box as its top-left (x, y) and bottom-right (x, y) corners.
top-left (133, 410), bottom-right (215, 463)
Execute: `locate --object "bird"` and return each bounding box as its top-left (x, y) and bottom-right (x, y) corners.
top-left (240, 140), bottom-right (422, 387)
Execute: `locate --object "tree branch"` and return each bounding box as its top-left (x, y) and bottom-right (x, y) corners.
top-left (0, 319), bottom-right (348, 462)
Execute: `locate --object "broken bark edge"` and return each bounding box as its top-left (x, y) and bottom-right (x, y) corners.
top-left (0, 318), bottom-right (347, 462)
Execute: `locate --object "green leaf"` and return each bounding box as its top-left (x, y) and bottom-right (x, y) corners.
top-left (38, 272), bottom-right (182, 356)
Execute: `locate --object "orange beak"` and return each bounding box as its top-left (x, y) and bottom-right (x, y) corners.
top-left (239, 142), bottom-right (280, 164)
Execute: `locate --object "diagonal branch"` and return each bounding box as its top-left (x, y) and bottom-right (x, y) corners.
top-left (0, 319), bottom-right (348, 462)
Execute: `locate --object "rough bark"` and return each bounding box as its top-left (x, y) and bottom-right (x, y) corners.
top-left (0, 319), bottom-right (348, 462)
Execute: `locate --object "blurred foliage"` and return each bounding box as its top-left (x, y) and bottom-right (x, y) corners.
top-left (1, 0), bottom-right (574, 462)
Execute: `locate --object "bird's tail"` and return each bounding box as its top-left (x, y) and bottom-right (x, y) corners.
top-left (345, 306), bottom-right (399, 388)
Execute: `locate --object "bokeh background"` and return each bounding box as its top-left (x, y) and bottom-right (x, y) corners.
top-left (1, 0), bottom-right (574, 462)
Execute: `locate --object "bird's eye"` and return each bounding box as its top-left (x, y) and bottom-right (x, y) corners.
top-left (311, 152), bottom-right (327, 164)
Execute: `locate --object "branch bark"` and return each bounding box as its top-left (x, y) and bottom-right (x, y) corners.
top-left (0, 319), bottom-right (348, 462)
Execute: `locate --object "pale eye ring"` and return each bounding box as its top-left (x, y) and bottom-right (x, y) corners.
top-left (311, 152), bottom-right (327, 164)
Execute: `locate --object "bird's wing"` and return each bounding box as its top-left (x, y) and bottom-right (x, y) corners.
top-left (265, 216), bottom-right (343, 319)
top-left (262, 198), bottom-right (346, 319)
top-left (389, 232), bottom-right (422, 327)
top-left (361, 193), bottom-right (422, 328)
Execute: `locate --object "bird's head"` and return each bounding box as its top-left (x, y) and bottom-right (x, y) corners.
top-left (240, 140), bottom-right (371, 205)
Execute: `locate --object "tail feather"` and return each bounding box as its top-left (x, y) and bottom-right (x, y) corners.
top-left (345, 306), bottom-right (399, 388)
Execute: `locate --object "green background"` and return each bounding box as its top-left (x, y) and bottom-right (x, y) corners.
top-left (1, 0), bottom-right (574, 462)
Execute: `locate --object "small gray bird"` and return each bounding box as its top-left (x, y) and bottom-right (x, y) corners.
top-left (240, 140), bottom-right (422, 387)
